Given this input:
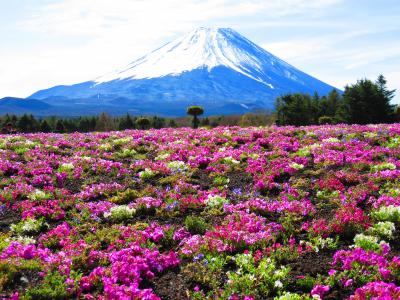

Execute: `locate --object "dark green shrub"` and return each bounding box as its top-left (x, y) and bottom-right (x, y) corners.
top-left (318, 115), bottom-right (333, 124)
top-left (184, 215), bottom-right (208, 235)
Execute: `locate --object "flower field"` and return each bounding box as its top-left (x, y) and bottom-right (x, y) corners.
top-left (1, 124), bottom-right (400, 300)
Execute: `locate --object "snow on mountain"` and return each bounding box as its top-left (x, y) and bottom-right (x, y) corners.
top-left (26, 27), bottom-right (338, 116)
top-left (94, 27), bottom-right (288, 88)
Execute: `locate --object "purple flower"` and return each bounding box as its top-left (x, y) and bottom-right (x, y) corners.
top-left (311, 284), bottom-right (330, 298)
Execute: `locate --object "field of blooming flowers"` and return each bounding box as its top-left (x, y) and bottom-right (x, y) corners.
top-left (0, 124), bottom-right (400, 300)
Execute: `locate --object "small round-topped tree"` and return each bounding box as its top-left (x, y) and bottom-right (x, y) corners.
top-left (187, 106), bottom-right (204, 129)
top-left (136, 117), bottom-right (150, 130)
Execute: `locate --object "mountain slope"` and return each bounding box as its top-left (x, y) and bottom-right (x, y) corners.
top-left (28, 27), bottom-right (337, 116)
top-left (0, 97), bottom-right (54, 115)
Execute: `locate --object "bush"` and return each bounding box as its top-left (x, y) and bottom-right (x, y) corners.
top-left (184, 216), bottom-right (208, 235)
top-left (318, 115), bottom-right (333, 124)
top-left (136, 117), bottom-right (150, 130)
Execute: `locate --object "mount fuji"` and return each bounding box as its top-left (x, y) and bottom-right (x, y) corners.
top-left (5, 27), bottom-right (338, 116)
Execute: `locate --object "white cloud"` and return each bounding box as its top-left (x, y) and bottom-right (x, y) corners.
top-left (22, 0), bottom-right (343, 38)
top-left (0, 0), bottom-right (342, 97)
top-left (2, 0), bottom-right (399, 104)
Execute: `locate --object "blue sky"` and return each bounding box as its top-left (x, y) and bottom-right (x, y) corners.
top-left (1, 0), bottom-right (399, 103)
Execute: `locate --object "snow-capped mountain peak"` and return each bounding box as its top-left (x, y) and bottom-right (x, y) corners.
top-left (28, 27), bottom-right (337, 116)
top-left (94, 27), bottom-right (284, 87)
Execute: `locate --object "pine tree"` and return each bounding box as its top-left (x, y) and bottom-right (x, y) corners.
top-left (17, 114), bottom-right (31, 132)
top-left (275, 93), bottom-right (314, 126)
top-left (343, 76), bottom-right (395, 124)
top-left (40, 120), bottom-right (51, 132)
top-left (125, 114), bottom-right (134, 129)
top-left (96, 113), bottom-right (114, 131)
top-left (168, 119), bottom-right (177, 128)
top-left (55, 120), bottom-right (65, 133)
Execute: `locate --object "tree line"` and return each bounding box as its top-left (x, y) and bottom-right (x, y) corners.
top-left (0, 111), bottom-right (277, 134)
top-left (1, 75), bottom-right (397, 133)
top-left (0, 114), bottom-right (172, 134)
top-left (276, 75), bottom-right (397, 126)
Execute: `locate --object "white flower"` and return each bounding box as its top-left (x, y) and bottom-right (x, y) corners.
top-left (223, 156), bottom-right (240, 165)
top-left (167, 160), bottom-right (188, 172)
top-left (205, 195), bottom-right (229, 208)
top-left (274, 280), bottom-right (283, 288)
top-left (27, 189), bottom-right (49, 201)
top-left (322, 137), bottom-right (340, 143)
top-left (60, 162), bottom-right (74, 171)
top-left (138, 168), bottom-right (155, 179)
top-left (105, 205), bottom-right (135, 221)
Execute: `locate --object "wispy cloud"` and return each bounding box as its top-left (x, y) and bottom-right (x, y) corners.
top-left (0, 0), bottom-right (398, 103)
top-left (22, 0), bottom-right (343, 37)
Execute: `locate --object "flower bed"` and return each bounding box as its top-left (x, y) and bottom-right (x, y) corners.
top-left (0, 124), bottom-right (399, 299)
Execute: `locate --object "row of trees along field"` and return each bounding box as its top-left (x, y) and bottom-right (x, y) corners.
top-left (276, 75), bottom-right (396, 126)
top-left (0, 111), bottom-right (277, 133)
top-left (0, 75), bottom-right (397, 133)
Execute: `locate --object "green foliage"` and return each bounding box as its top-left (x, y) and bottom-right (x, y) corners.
top-left (10, 218), bottom-right (46, 236)
top-left (0, 260), bottom-right (42, 293)
top-left (84, 226), bottom-right (122, 249)
top-left (118, 114), bottom-right (135, 130)
top-left (239, 112), bottom-right (276, 127)
top-left (184, 215), bottom-right (208, 235)
top-left (138, 168), bottom-right (156, 181)
top-left (187, 106), bottom-right (204, 129)
top-left (25, 271), bottom-right (74, 299)
top-left (353, 234), bottom-right (382, 252)
top-left (371, 205), bottom-right (400, 222)
top-left (106, 205), bottom-right (135, 222)
top-left (367, 221), bottom-right (395, 240)
top-left (275, 89), bottom-right (344, 126)
top-left (136, 117), bottom-right (151, 130)
top-left (275, 76), bottom-right (397, 126)
top-left (205, 194), bottom-right (229, 208)
top-left (371, 162), bottom-right (396, 172)
top-left (343, 75), bottom-right (395, 124)
top-left (276, 93), bottom-right (316, 126)
top-left (109, 188), bottom-right (139, 205)
top-left (212, 176), bottom-right (230, 187)
top-left (222, 253), bottom-right (290, 298)
top-left (318, 115), bottom-right (333, 124)
top-left (275, 292), bottom-right (312, 300)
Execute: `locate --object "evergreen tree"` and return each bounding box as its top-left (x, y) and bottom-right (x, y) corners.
top-left (40, 120), bottom-right (51, 132)
top-left (78, 118), bottom-right (90, 132)
top-left (119, 114), bottom-right (135, 130)
top-left (89, 117), bottom-right (97, 131)
top-left (326, 89), bottom-right (341, 117)
top-left (28, 115), bottom-right (39, 132)
top-left (17, 114), bottom-right (31, 132)
top-left (11, 115), bottom-right (18, 125)
top-left (96, 113), bottom-right (114, 131)
top-left (343, 76), bottom-right (395, 124)
top-left (55, 120), bottom-right (65, 133)
top-left (275, 93), bottom-right (314, 126)
top-left (151, 116), bottom-right (165, 129)
top-left (63, 119), bottom-right (78, 132)
top-left (168, 119), bottom-right (177, 128)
